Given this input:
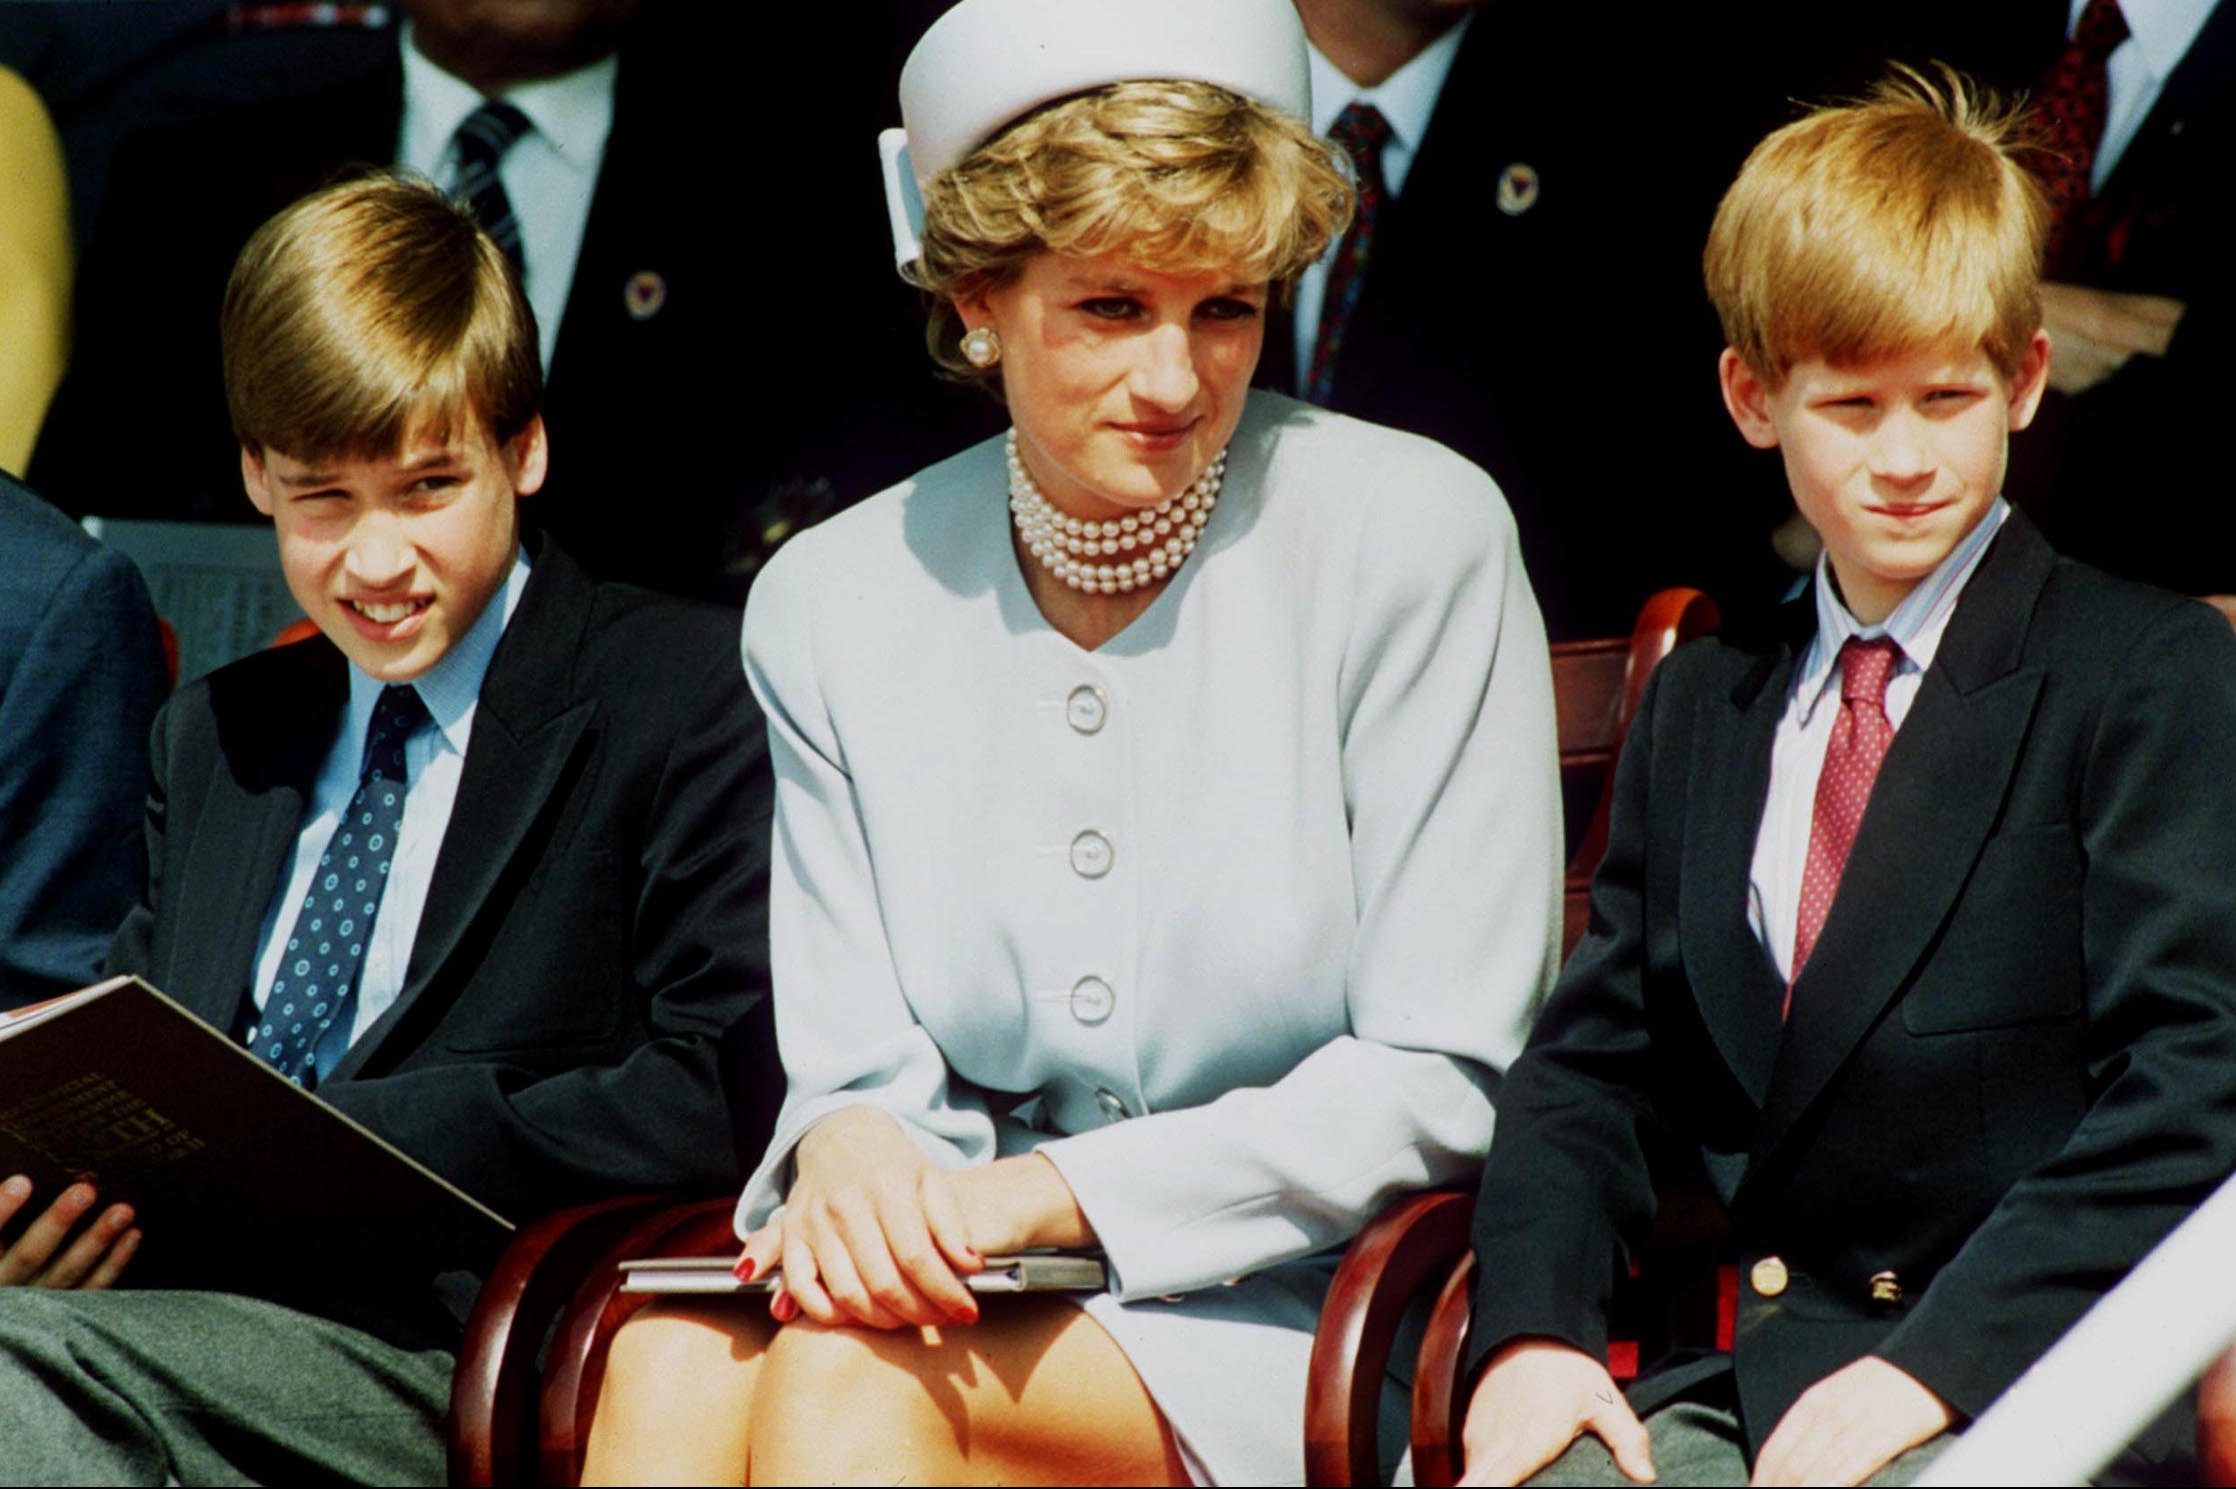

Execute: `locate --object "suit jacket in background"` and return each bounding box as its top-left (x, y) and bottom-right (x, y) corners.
top-left (0, 472), bottom-right (166, 1009)
top-left (1263, 9), bottom-right (1792, 641)
top-left (107, 537), bottom-right (780, 1342)
top-left (1466, 512), bottom-right (2236, 1455)
top-left (28, 2), bottom-right (992, 604)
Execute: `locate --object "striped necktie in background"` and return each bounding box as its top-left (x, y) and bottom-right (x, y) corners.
top-left (450, 99), bottom-right (535, 280)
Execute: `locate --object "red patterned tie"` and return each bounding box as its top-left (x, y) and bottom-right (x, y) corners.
top-left (1789, 638), bottom-right (1902, 1002)
top-left (1306, 102), bottom-right (1393, 405)
top-left (2033, 0), bottom-right (2130, 279)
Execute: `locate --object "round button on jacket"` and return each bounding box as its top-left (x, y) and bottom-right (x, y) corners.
top-left (1070, 975), bottom-right (1115, 1024)
top-left (1065, 685), bottom-right (1108, 734)
top-left (1069, 829), bottom-right (1114, 878)
top-left (1094, 1088), bottom-right (1130, 1121)
top-left (1751, 1256), bottom-right (1791, 1298)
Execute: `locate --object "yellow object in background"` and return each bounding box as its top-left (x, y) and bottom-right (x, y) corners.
top-left (0, 66), bottom-right (71, 479)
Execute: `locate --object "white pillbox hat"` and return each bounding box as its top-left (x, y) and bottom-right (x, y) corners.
top-left (878, 0), bottom-right (1313, 277)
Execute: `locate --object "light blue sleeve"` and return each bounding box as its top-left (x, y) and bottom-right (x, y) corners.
top-left (731, 543), bottom-right (998, 1234)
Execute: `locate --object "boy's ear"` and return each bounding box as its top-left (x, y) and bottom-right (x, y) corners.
top-left (1718, 349), bottom-right (1782, 450)
top-left (2006, 328), bottom-right (2053, 433)
top-left (506, 415), bottom-right (550, 499)
top-left (240, 446), bottom-right (276, 516)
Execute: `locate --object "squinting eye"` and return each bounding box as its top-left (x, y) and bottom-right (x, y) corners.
top-left (1080, 298), bottom-right (1140, 320)
top-left (1198, 298), bottom-right (1261, 322)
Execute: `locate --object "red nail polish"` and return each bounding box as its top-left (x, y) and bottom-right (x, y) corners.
top-left (772, 1291), bottom-right (797, 1322)
top-left (731, 1254), bottom-right (758, 1282)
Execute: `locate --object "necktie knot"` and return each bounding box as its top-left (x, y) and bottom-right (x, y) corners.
top-left (2072, 0), bottom-right (2130, 58)
top-left (1329, 101), bottom-right (1394, 162)
top-left (1837, 637), bottom-right (1901, 710)
top-left (363, 685), bottom-right (429, 785)
top-left (452, 99), bottom-right (534, 168)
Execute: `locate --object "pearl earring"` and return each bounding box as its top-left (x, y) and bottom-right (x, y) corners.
top-left (961, 326), bottom-right (1002, 368)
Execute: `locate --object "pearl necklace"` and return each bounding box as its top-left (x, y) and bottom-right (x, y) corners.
top-left (1006, 430), bottom-right (1224, 595)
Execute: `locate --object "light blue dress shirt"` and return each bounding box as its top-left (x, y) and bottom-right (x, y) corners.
top-left (249, 552), bottom-right (531, 1070)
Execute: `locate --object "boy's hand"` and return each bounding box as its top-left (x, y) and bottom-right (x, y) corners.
top-left (2041, 282), bottom-right (2186, 395)
top-left (1750, 1355), bottom-right (1950, 1486)
top-left (0, 1175), bottom-right (142, 1289)
top-left (1459, 1337), bottom-right (1655, 1485)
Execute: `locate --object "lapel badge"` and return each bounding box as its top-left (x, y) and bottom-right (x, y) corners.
top-left (1496, 161), bottom-right (1540, 217)
top-left (623, 270), bottom-right (668, 321)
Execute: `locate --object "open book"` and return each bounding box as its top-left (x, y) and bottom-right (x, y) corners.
top-left (620, 1252), bottom-right (1108, 1296)
top-left (0, 976), bottom-right (511, 1278)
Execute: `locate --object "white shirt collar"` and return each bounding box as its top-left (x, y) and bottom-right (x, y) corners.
top-left (399, 22), bottom-right (617, 183)
top-left (1791, 498), bottom-right (2010, 726)
top-left (1306, 10), bottom-right (1473, 158)
top-left (343, 547), bottom-right (532, 765)
top-left (2068, 0), bottom-right (2220, 81)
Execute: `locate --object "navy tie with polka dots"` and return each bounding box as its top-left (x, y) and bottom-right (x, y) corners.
top-left (250, 684), bottom-right (429, 1086)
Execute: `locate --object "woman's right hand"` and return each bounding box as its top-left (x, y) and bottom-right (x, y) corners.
top-left (735, 1107), bottom-right (985, 1330)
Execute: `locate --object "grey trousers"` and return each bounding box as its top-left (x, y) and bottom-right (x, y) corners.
top-left (0, 1289), bottom-right (453, 1486)
top-left (1526, 1399), bottom-right (1950, 1487)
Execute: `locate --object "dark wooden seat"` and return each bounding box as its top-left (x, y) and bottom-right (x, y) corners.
top-left (1302, 588), bottom-right (1721, 1487)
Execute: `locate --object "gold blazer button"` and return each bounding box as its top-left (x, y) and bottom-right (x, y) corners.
top-left (1869, 1270), bottom-right (1903, 1305)
top-left (1750, 1256), bottom-right (1790, 1297)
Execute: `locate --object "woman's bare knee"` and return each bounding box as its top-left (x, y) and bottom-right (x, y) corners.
top-left (583, 1301), bottom-right (773, 1486)
top-left (750, 1320), bottom-right (971, 1479)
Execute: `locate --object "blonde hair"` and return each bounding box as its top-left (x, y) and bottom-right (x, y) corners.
top-left (915, 80), bottom-right (1354, 382)
top-left (1703, 64), bottom-right (2046, 389)
top-left (221, 169), bottom-right (541, 459)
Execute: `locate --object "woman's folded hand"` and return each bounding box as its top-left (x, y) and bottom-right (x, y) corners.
top-left (738, 1108), bottom-right (1099, 1331)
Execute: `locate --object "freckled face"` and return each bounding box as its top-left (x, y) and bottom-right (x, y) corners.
top-left (1721, 333), bottom-right (2050, 623)
top-left (960, 251), bottom-right (1266, 521)
top-left (241, 413), bottom-right (545, 682)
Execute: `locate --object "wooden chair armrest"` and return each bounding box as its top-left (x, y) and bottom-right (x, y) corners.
top-left (1410, 1253), bottom-right (1478, 1489)
top-left (537, 1196), bottom-right (741, 1488)
top-left (2202, 1342), bottom-right (2236, 1487)
top-left (447, 1192), bottom-right (677, 1488)
top-left (1304, 1189), bottom-right (1477, 1486)
top-left (1568, 587), bottom-right (1721, 878)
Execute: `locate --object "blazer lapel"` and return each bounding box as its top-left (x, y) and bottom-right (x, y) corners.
top-left (170, 644), bottom-right (348, 1028)
top-left (331, 544), bottom-right (600, 1079)
top-left (1750, 518), bottom-right (2056, 1171)
top-left (1678, 638), bottom-right (1797, 1108)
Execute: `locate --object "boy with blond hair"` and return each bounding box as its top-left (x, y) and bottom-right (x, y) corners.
top-left (1457, 69), bottom-right (2236, 1487)
top-left (0, 172), bottom-right (777, 1483)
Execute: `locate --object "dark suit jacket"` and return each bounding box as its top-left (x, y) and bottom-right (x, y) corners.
top-left (1465, 512), bottom-right (2236, 1452)
top-left (28, 7), bottom-right (986, 603)
top-left (0, 474), bottom-right (166, 1009)
top-left (1261, 10), bottom-right (1791, 640)
top-left (107, 537), bottom-right (779, 1340)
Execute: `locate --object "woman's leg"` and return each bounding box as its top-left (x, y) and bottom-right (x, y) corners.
top-left (581, 1299), bottom-right (777, 1485)
top-left (749, 1297), bottom-right (1189, 1485)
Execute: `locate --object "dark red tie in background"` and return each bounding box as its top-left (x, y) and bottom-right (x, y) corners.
top-left (2033, 0), bottom-right (2130, 279)
top-left (1788, 637), bottom-right (1902, 1005)
top-left (1306, 102), bottom-right (1392, 406)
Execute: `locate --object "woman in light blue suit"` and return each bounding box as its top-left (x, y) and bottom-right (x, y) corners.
top-left (584, 0), bottom-right (1562, 1481)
